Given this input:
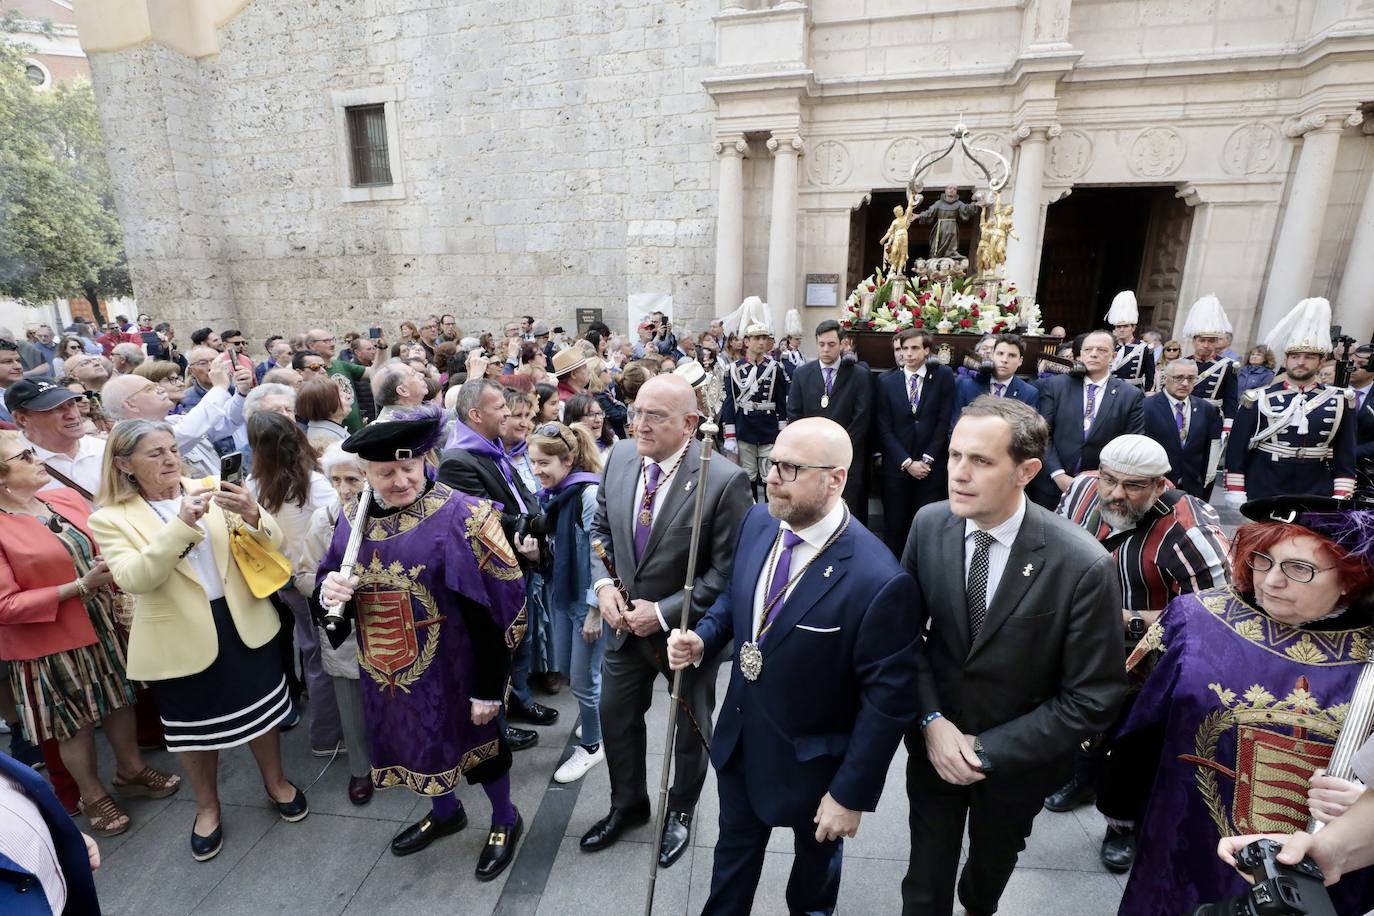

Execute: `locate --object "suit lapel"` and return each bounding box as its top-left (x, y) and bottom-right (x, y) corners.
top-left (938, 511), bottom-right (971, 651)
top-left (641, 440), bottom-right (699, 561)
top-left (1086, 377), bottom-right (1119, 441)
top-left (969, 505), bottom-right (1047, 659)
top-left (613, 444), bottom-right (639, 573)
top-left (733, 511), bottom-right (777, 641)
top-left (761, 524), bottom-right (852, 657)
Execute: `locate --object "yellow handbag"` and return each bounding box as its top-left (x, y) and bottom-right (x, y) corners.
top-left (227, 519), bottom-right (292, 598)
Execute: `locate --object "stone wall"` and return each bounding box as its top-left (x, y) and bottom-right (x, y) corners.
top-left (87, 0), bottom-right (720, 341)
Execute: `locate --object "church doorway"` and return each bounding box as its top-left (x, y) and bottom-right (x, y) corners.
top-left (1036, 185), bottom-right (1193, 336)
top-left (847, 187), bottom-right (983, 292)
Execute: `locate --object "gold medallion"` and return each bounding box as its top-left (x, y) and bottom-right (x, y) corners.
top-left (739, 641), bottom-right (763, 681)
top-left (821, 395), bottom-right (829, 409)
top-left (638, 509), bottom-right (652, 526)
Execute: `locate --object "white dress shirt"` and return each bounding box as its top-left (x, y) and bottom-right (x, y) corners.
top-left (750, 500), bottom-right (847, 637)
top-left (26, 434), bottom-right (106, 497)
top-left (901, 364), bottom-right (936, 465)
top-left (962, 494), bottom-right (1027, 609)
top-left (0, 771), bottom-right (65, 913)
top-left (148, 496), bottom-right (224, 601)
top-left (1081, 373), bottom-right (1110, 429)
top-left (166, 385), bottom-right (246, 477)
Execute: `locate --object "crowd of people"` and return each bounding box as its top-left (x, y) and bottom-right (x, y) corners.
top-left (0, 286), bottom-right (1372, 916)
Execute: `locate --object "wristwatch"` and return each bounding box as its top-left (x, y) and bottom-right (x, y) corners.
top-left (972, 736), bottom-right (993, 773)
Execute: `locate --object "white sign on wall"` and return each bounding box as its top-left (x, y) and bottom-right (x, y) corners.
top-left (627, 293), bottom-right (672, 334)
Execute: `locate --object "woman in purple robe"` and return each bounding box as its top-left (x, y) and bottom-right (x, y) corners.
top-left (315, 406), bottom-right (528, 881)
top-left (1117, 495), bottom-right (1374, 915)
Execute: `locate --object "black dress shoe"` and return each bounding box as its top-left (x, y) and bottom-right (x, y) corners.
top-left (658, 810), bottom-right (692, 869)
top-left (190, 813), bottom-right (223, 862)
top-left (348, 776), bottom-right (374, 806)
top-left (580, 801), bottom-right (651, 851)
top-left (475, 811), bottom-right (523, 882)
top-left (1043, 777), bottom-right (1095, 813)
top-left (508, 699), bottom-right (560, 726)
top-left (1100, 825), bottom-right (1137, 873)
top-left (391, 807), bottom-right (468, 857)
top-left (505, 724), bottom-right (539, 751)
top-left (267, 782), bottom-right (309, 822)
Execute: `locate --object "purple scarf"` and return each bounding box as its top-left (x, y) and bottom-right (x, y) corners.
top-left (447, 421), bottom-right (527, 512)
top-left (538, 470), bottom-right (601, 501)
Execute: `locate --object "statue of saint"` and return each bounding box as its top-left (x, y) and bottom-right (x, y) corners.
top-left (879, 200), bottom-right (916, 276)
top-left (976, 198), bottom-right (1018, 278)
top-left (917, 184), bottom-right (979, 260)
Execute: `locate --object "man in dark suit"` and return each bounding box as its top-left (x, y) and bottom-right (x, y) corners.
top-left (1347, 344), bottom-right (1373, 490)
top-left (1032, 329), bottom-right (1145, 508)
top-left (668, 418), bottom-right (921, 914)
top-left (900, 396), bottom-right (1126, 916)
top-left (1142, 359), bottom-right (1223, 500)
top-left (0, 750), bottom-right (102, 915)
top-left (581, 375), bottom-right (752, 868)
top-left (785, 320), bottom-right (874, 523)
top-left (875, 328), bottom-right (955, 553)
top-left (950, 333), bottom-right (1040, 430)
top-left (436, 377), bottom-right (552, 744)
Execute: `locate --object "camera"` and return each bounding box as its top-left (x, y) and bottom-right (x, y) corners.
top-left (1188, 839), bottom-right (1335, 916)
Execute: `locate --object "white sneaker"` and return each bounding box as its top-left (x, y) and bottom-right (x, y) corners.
top-left (554, 744), bottom-right (604, 784)
top-left (0, 718), bottom-right (10, 735)
top-left (574, 723), bottom-right (582, 739)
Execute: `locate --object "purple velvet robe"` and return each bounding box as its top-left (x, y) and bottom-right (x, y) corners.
top-left (1118, 588), bottom-right (1374, 915)
top-left (318, 483), bottom-right (525, 796)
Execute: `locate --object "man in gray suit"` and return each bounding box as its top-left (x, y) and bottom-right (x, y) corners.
top-left (899, 396), bottom-right (1126, 916)
top-left (581, 374), bottom-right (752, 868)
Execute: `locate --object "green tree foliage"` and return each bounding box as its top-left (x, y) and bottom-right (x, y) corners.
top-left (0, 38), bottom-right (131, 319)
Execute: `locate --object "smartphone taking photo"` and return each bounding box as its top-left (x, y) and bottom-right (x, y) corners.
top-left (219, 452), bottom-right (244, 487)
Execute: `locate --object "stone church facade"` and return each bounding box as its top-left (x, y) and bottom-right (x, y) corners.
top-left (76, 0), bottom-right (1374, 345)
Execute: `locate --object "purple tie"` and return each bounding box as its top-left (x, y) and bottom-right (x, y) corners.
top-left (908, 373), bottom-right (921, 412)
top-left (633, 462), bottom-right (663, 561)
top-left (993, 382), bottom-right (1005, 398)
top-left (1083, 383), bottom-right (1099, 439)
top-left (1174, 400), bottom-right (1186, 440)
top-left (758, 530), bottom-right (805, 645)
top-left (1358, 389), bottom-right (1367, 412)
top-left (822, 366), bottom-right (835, 399)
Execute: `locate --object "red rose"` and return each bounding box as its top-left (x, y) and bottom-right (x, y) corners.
top-left (866, 320), bottom-right (875, 328)
top-left (899, 295), bottom-right (909, 305)
top-left (971, 308), bottom-right (980, 317)
top-left (914, 319), bottom-right (924, 328)
top-left (960, 318), bottom-right (972, 328)
top-left (866, 283), bottom-right (876, 292)
top-left (978, 290), bottom-right (987, 299)
top-left (841, 319), bottom-right (851, 328)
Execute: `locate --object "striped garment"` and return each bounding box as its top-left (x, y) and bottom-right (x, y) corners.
top-left (1057, 473), bottom-right (1231, 611)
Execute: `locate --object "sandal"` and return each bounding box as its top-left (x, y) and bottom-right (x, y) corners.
top-left (81, 794), bottom-right (131, 838)
top-left (113, 766), bottom-right (182, 799)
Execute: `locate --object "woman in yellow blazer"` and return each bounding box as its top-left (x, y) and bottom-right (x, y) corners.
top-left (88, 419), bottom-right (308, 863)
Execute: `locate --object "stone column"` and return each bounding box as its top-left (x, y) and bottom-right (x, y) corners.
top-left (1004, 124), bottom-right (1053, 296)
top-left (1257, 111), bottom-right (1360, 333)
top-left (1335, 145), bottom-right (1374, 343)
top-left (766, 133), bottom-right (804, 334)
top-left (713, 136), bottom-right (748, 313)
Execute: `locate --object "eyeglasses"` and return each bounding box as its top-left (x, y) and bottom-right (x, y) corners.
top-left (583, 410), bottom-right (604, 420)
top-left (1097, 470), bottom-right (1158, 496)
top-left (1164, 347), bottom-right (1181, 353)
top-left (301, 364), bottom-right (327, 373)
top-left (633, 409), bottom-right (682, 428)
top-left (309, 336), bottom-right (335, 344)
top-left (189, 359), bottom-right (213, 368)
top-left (761, 458), bottom-right (837, 482)
top-left (1245, 551), bottom-right (1335, 584)
top-left (0, 448), bottom-right (36, 466)
top-left (1168, 375), bottom-right (1198, 384)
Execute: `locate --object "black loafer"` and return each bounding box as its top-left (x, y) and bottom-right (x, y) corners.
top-left (1100, 825), bottom-right (1137, 873)
top-left (267, 782), bottom-right (309, 822)
top-left (505, 724), bottom-right (539, 751)
top-left (508, 700), bottom-right (560, 726)
top-left (1043, 777), bottom-right (1094, 813)
top-left (190, 813), bottom-right (223, 862)
top-left (580, 801), bottom-right (651, 852)
top-left (347, 776), bottom-right (374, 806)
top-left (658, 810), bottom-right (692, 869)
top-left (475, 811), bottom-right (523, 882)
top-left (391, 808), bottom-right (468, 857)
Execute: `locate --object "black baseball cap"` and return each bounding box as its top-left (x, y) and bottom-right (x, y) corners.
top-left (5, 378), bottom-right (82, 413)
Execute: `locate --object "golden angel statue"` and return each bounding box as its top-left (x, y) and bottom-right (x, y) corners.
top-left (976, 198), bottom-right (1018, 278)
top-left (880, 199), bottom-right (917, 276)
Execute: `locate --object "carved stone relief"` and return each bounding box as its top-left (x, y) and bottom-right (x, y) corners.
top-left (1045, 128), bottom-right (1092, 180)
top-left (882, 137), bottom-right (927, 185)
top-left (1220, 123), bottom-right (1281, 175)
top-left (807, 140), bottom-right (851, 187)
top-left (1129, 127), bottom-right (1185, 178)
top-left (965, 132), bottom-right (1012, 183)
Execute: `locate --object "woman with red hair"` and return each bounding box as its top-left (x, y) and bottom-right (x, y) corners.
top-left (1116, 495), bottom-right (1374, 915)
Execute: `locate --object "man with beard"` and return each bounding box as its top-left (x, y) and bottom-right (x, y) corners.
top-left (1226, 297), bottom-right (1357, 502)
top-left (1043, 434), bottom-right (1231, 872)
top-left (667, 418), bottom-right (921, 914)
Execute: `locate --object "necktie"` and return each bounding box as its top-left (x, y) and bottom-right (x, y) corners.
top-left (1359, 389), bottom-right (1367, 412)
top-left (822, 366), bottom-right (835, 399)
top-left (633, 462), bottom-right (663, 561)
top-left (1083, 383), bottom-right (1099, 438)
top-left (1174, 400), bottom-right (1187, 441)
top-left (993, 382), bottom-right (1005, 398)
top-left (759, 530), bottom-right (805, 645)
top-left (967, 530), bottom-right (995, 642)
top-left (908, 372), bottom-right (921, 413)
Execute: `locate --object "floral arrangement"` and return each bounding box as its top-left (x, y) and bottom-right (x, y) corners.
top-left (841, 268), bottom-right (1034, 335)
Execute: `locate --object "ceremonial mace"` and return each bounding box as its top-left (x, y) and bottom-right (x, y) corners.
top-left (644, 419), bottom-right (718, 916)
top-left (1308, 657), bottom-right (1374, 832)
top-left (322, 484), bottom-right (373, 633)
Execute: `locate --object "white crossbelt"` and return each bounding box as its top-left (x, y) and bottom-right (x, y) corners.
top-left (1256, 442), bottom-right (1334, 460)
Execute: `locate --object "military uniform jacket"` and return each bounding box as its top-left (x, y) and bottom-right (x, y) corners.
top-left (1224, 381), bottom-right (1357, 500)
top-left (1189, 356), bottom-right (1238, 428)
top-left (1111, 339), bottom-right (1156, 392)
top-left (721, 356), bottom-right (788, 446)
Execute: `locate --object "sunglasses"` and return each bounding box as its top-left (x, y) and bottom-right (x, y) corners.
top-left (0, 447), bottom-right (37, 466)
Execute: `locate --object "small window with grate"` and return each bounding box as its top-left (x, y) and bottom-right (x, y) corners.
top-left (346, 104), bottom-right (392, 187)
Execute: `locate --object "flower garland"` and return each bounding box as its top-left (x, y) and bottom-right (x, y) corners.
top-left (840, 269), bottom-right (1035, 335)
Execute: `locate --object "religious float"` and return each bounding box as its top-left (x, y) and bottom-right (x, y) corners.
top-left (844, 123), bottom-right (1062, 375)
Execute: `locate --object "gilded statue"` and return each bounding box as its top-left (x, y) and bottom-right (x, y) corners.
top-left (976, 197), bottom-right (1017, 278)
top-left (879, 199), bottom-right (917, 276)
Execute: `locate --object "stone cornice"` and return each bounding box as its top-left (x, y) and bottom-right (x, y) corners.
top-left (701, 68), bottom-right (818, 100)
